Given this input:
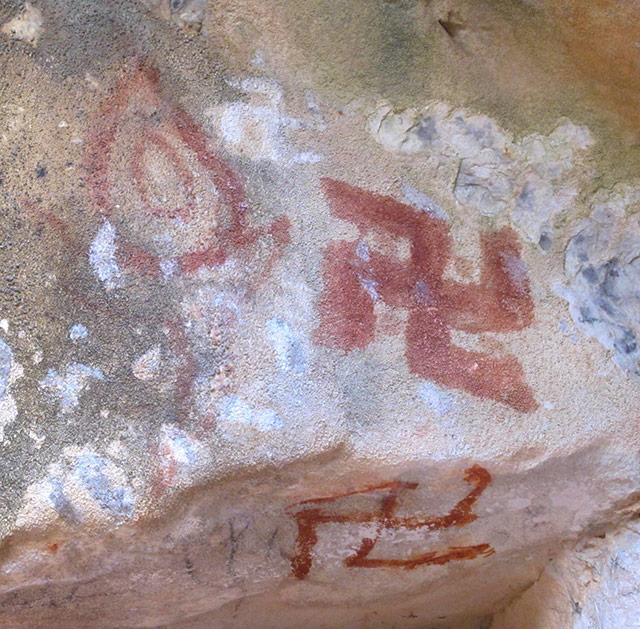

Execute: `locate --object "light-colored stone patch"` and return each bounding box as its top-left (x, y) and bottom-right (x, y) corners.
top-left (89, 221), bottom-right (121, 290)
top-left (72, 453), bottom-right (135, 521)
top-left (419, 381), bottom-right (457, 417)
top-left (132, 345), bottom-right (162, 381)
top-left (159, 257), bottom-right (178, 280)
top-left (69, 324), bottom-right (88, 341)
top-left (157, 424), bottom-right (210, 488)
top-left (0, 339), bottom-right (13, 401)
top-left (27, 426), bottom-right (45, 449)
top-left (137, 0), bottom-right (207, 31)
top-left (0, 339), bottom-right (23, 443)
top-left (402, 184), bottom-right (449, 221)
top-left (266, 318), bottom-right (306, 372)
top-left (368, 103), bottom-right (593, 246)
top-left (39, 363), bottom-right (105, 412)
top-left (207, 77), bottom-right (323, 165)
top-left (1, 2), bottom-right (43, 47)
top-left (575, 525), bottom-right (640, 627)
top-left (493, 522), bottom-right (640, 629)
top-left (561, 183), bottom-right (640, 376)
top-left (159, 425), bottom-right (196, 467)
top-left (219, 395), bottom-right (283, 434)
top-left (15, 449), bottom-right (135, 529)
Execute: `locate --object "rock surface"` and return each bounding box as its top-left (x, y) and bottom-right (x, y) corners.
top-left (1, 0), bottom-right (640, 627)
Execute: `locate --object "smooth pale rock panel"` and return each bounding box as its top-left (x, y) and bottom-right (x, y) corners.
top-left (1, 0), bottom-right (640, 627)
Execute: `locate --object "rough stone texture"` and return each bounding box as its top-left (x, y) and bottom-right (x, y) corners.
top-left (562, 184), bottom-right (640, 376)
top-left (368, 104), bottom-right (593, 245)
top-left (1, 0), bottom-right (640, 627)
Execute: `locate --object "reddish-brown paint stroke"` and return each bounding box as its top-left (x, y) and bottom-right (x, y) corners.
top-left (27, 61), bottom-right (292, 430)
top-left (314, 179), bottom-right (537, 413)
top-left (288, 465), bottom-right (494, 580)
top-left (84, 61), bottom-right (291, 279)
top-left (166, 320), bottom-right (199, 426)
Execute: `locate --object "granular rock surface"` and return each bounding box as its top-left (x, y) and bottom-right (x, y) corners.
top-left (1, 1), bottom-right (640, 627)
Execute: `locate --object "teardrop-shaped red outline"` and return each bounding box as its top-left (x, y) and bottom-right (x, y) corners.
top-left (85, 61), bottom-right (290, 279)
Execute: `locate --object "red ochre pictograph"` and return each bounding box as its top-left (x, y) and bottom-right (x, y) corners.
top-left (314, 179), bottom-right (537, 413)
top-left (85, 61), bottom-right (290, 280)
top-left (288, 465), bottom-right (494, 580)
top-left (24, 61), bottom-right (293, 444)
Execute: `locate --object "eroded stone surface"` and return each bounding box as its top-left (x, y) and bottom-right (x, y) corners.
top-left (562, 184), bottom-right (640, 376)
top-left (1, 0), bottom-right (640, 627)
top-left (368, 103), bottom-right (593, 246)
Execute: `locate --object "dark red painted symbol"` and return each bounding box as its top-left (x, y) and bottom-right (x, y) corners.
top-left (314, 179), bottom-right (537, 412)
top-left (288, 465), bottom-right (494, 580)
top-left (85, 61), bottom-right (290, 280)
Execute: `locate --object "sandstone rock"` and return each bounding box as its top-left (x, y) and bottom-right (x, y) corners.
top-left (1, 0), bottom-right (640, 627)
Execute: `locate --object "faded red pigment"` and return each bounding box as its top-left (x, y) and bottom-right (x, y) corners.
top-left (314, 179), bottom-right (537, 413)
top-left (84, 62), bottom-right (290, 280)
top-left (288, 465), bottom-right (494, 580)
top-left (24, 62), bottom-right (293, 453)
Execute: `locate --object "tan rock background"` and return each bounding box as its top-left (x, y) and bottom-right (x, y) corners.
top-left (1, 0), bottom-right (640, 626)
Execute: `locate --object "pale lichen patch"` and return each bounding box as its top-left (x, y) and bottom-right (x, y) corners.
top-left (89, 222), bottom-right (121, 291)
top-left (562, 184), bottom-right (640, 376)
top-left (368, 103), bottom-right (594, 245)
top-left (39, 363), bottom-right (105, 413)
top-left (0, 340), bottom-right (23, 443)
